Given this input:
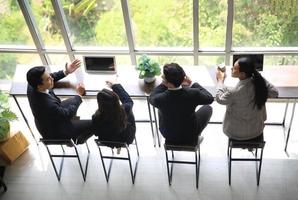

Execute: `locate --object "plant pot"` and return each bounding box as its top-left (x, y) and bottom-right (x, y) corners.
top-left (0, 121), bottom-right (10, 142)
top-left (144, 76), bottom-right (156, 84)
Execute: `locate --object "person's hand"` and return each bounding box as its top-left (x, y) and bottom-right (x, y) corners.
top-left (65, 59), bottom-right (81, 75)
top-left (181, 76), bottom-right (192, 87)
top-left (216, 68), bottom-right (226, 83)
top-left (105, 80), bottom-right (117, 88)
top-left (76, 83), bottom-right (86, 96)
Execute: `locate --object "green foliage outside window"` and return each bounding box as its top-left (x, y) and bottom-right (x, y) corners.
top-left (0, 0), bottom-right (297, 80)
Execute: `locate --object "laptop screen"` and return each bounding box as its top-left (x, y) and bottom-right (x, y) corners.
top-left (232, 54), bottom-right (264, 71)
top-left (84, 56), bottom-right (116, 73)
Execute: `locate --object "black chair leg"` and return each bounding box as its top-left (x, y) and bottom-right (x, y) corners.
top-left (74, 146), bottom-right (86, 181)
top-left (228, 146), bottom-right (232, 185)
top-left (134, 138), bottom-right (140, 157)
top-left (257, 148), bottom-right (264, 185)
top-left (195, 151), bottom-right (199, 188)
top-left (98, 146), bottom-right (114, 182)
top-left (83, 143), bottom-right (90, 180)
top-left (228, 139), bottom-right (265, 186)
top-left (45, 145), bottom-right (64, 181)
top-left (165, 149), bottom-right (172, 186)
top-left (126, 146), bottom-right (138, 184)
top-left (43, 140), bottom-right (89, 182)
top-left (96, 139), bottom-right (139, 184)
top-left (164, 146), bottom-right (200, 188)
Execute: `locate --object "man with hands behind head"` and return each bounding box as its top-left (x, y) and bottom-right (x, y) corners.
top-left (149, 63), bottom-right (214, 145)
top-left (26, 59), bottom-right (92, 144)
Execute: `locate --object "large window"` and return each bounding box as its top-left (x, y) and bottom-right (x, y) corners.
top-left (47, 54), bottom-right (70, 66)
top-left (0, 0), bottom-right (34, 46)
top-left (233, 0), bottom-right (298, 47)
top-left (129, 0), bottom-right (193, 48)
top-left (199, 55), bottom-right (225, 66)
top-left (0, 53), bottom-right (41, 79)
top-left (199, 0), bottom-right (227, 48)
top-left (61, 0), bottom-right (128, 47)
top-left (30, 0), bottom-right (66, 49)
top-left (0, 0), bottom-right (297, 83)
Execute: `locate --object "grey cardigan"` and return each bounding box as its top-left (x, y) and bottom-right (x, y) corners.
top-left (216, 78), bottom-right (279, 140)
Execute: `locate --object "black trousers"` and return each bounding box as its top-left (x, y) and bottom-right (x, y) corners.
top-left (160, 105), bottom-right (213, 145)
top-left (195, 105), bottom-right (213, 135)
top-left (61, 98), bottom-right (93, 144)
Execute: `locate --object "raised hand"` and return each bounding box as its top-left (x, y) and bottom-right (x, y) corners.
top-left (65, 59), bottom-right (82, 75)
top-left (181, 75), bottom-right (192, 87)
top-left (106, 80), bottom-right (117, 88)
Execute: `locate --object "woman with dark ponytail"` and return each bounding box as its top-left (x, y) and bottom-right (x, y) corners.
top-left (92, 81), bottom-right (136, 147)
top-left (215, 57), bottom-right (278, 140)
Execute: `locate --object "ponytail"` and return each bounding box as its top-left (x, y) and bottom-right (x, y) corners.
top-left (252, 70), bottom-right (268, 109)
top-left (238, 57), bottom-right (268, 109)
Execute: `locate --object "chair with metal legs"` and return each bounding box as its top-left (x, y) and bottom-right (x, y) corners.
top-left (164, 136), bottom-right (203, 189)
top-left (40, 138), bottom-right (90, 181)
top-left (227, 135), bottom-right (265, 185)
top-left (94, 138), bottom-right (139, 184)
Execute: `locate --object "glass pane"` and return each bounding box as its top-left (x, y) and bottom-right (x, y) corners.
top-left (136, 55), bottom-right (193, 67)
top-left (264, 55), bottom-right (298, 66)
top-left (0, 53), bottom-right (41, 80)
top-left (48, 54), bottom-right (70, 66)
top-left (233, 0), bottom-right (298, 47)
top-left (263, 55), bottom-right (298, 87)
top-left (199, 0), bottom-right (227, 48)
top-left (0, 0), bottom-right (34, 45)
top-left (61, 0), bottom-right (128, 47)
top-left (199, 55), bottom-right (225, 67)
top-left (130, 0), bottom-right (193, 48)
top-left (29, 0), bottom-right (66, 49)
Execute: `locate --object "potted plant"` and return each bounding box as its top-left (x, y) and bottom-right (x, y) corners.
top-left (136, 55), bottom-right (161, 83)
top-left (0, 90), bottom-right (17, 142)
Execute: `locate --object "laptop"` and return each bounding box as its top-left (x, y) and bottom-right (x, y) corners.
top-left (82, 56), bottom-right (117, 91)
top-left (232, 54), bottom-right (264, 71)
top-left (83, 56), bottom-right (117, 74)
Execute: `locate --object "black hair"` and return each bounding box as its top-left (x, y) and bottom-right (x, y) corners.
top-left (26, 66), bottom-right (46, 90)
top-left (93, 89), bottom-right (127, 132)
top-left (237, 57), bottom-right (268, 109)
top-left (163, 63), bottom-right (186, 87)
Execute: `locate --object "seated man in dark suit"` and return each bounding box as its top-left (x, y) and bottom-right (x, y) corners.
top-left (26, 59), bottom-right (92, 144)
top-left (149, 63), bottom-right (214, 145)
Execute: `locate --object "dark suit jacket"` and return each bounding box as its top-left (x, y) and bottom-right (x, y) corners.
top-left (27, 70), bottom-right (82, 139)
top-left (92, 84), bottom-right (136, 147)
top-left (149, 83), bottom-right (214, 143)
